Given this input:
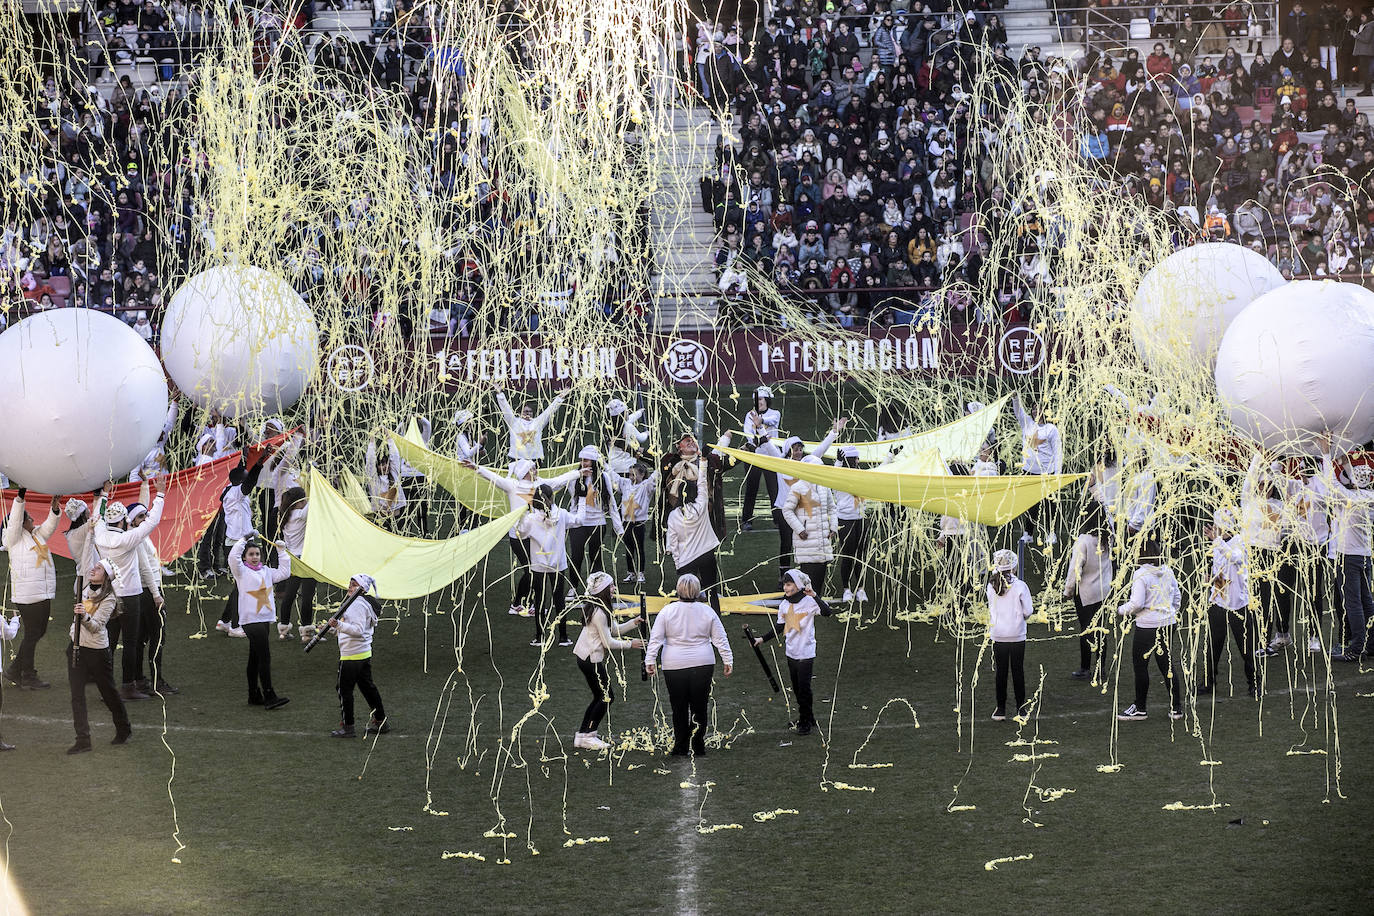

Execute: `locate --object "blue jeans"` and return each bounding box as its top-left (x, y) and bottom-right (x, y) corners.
top-left (1336, 554), bottom-right (1374, 654)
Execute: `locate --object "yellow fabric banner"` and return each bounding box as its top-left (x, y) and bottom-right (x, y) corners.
top-left (612, 593), bottom-right (787, 616)
top-left (391, 430), bottom-right (575, 518)
top-left (718, 445), bottom-right (1083, 526)
top-left (748, 395), bottom-right (1008, 463)
top-left (291, 468), bottom-right (525, 600)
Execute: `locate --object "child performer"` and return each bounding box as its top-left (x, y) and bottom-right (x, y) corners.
top-left (521, 484), bottom-right (578, 647)
top-left (327, 574), bottom-right (389, 738)
top-left (987, 549), bottom-right (1033, 721)
top-left (67, 560), bottom-right (132, 754)
top-left (571, 571), bottom-right (645, 751)
top-left (1115, 541), bottom-right (1184, 721)
top-left (228, 534), bottom-right (293, 709)
top-left (496, 389), bottom-right (566, 461)
top-left (749, 568), bottom-right (832, 735)
top-left (1201, 508), bottom-right (1257, 697)
top-left (1063, 506), bottom-right (1113, 681)
top-left (782, 456), bottom-right (839, 595)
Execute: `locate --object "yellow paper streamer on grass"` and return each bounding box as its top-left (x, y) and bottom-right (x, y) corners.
top-left (392, 429), bottom-right (576, 518)
top-left (291, 468), bottom-right (525, 600)
top-left (718, 447), bottom-right (1084, 526)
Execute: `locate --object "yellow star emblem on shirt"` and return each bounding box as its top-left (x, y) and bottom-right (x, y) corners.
top-left (82, 598), bottom-right (98, 615)
top-left (247, 584), bottom-right (274, 613)
top-left (584, 485), bottom-right (599, 508)
top-left (622, 491), bottom-right (639, 521)
top-left (784, 602), bottom-right (805, 636)
top-left (33, 542), bottom-right (51, 567)
top-left (517, 429), bottom-right (537, 448)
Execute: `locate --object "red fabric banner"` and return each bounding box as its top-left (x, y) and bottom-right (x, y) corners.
top-left (1, 431), bottom-right (292, 565)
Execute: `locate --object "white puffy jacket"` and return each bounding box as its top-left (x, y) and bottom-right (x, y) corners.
top-left (782, 481), bottom-right (839, 564)
top-left (94, 492), bottom-right (165, 598)
top-left (3, 499), bottom-right (60, 603)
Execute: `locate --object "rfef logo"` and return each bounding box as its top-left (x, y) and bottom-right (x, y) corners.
top-left (996, 326), bottom-right (1045, 375)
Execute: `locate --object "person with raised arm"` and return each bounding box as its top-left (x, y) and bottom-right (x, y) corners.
top-left (93, 476), bottom-right (166, 700)
top-left (495, 389), bottom-right (566, 461)
top-left (1012, 393), bottom-right (1063, 546)
top-left (3, 489), bottom-right (62, 691)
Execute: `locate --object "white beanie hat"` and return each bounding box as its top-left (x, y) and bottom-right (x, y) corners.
top-left (783, 568), bottom-right (811, 591)
top-left (350, 573), bottom-right (377, 595)
top-left (839, 445), bottom-right (861, 459)
top-left (801, 455), bottom-right (823, 465)
top-left (606, 399), bottom-right (627, 417)
top-left (1212, 507), bottom-right (1237, 531)
top-left (96, 558), bottom-right (117, 581)
top-left (755, 386), bottom-right (773, 400)
top-left (781, 435), bottom-right (804, 453)
top-left (64, 498), bottom-right (87, 521)
top-left (992, 549), bottom-right (1018, 573)
top-left (578, 445), bottom-right (603, 462)
top-left (103, 502), bottom-right (128, 525)
top-left (452, 408), bottom-right (475, 425)
top-left (125, 502), bottom-right (148, 523)
top-left (584, 570), bottom-right (615, 596)
top-left (509, 459), bottom-right (536, 480)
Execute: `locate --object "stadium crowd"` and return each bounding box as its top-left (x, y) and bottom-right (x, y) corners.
top-left (697, 1), bottom-right (1374, 326)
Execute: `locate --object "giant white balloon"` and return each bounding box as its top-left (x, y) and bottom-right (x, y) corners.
top-left (162, 265), bottom-right (319, 417)
top-left (1130, 243), bottom-right (1285, 371)
top-left (1215, 280), bottom-right (1374, 455)
top-left (0, 309), bottom-right (169, 493)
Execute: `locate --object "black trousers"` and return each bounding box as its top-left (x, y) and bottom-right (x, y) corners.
top-left (1298, 555), bottom-right (1335, 641)
top-left (276, 575), bottom-right (317, 627)
top-left (771, 507), bottom-right (793, 576)
top-left (837, 518), bottom-right (869, 589)
top-left (1206, 604), bottom-right (1256, 690)
top-left (1252, 548), bottom-right (1291, 641)
top-left (1274, 546), bottom-right (1300, 636)
top-left (1073, 596), bottom-right (1103, 672)
top-left (337, 657), bottom-right (385, 726)
top-left (197, 511), bottom-right (225, 572)
top-left (787, 656), bottom-right (815, 727)
top-left (242, 622), bottom-right (277, 701)
top-left (125, 590), bottom-right (155, 684)
top-left (404, 475), bottom-right (429, 536)
top-left (219, 579), bottom-right (239, 627)
top-left (676, 552), bottom-right (722, 615)
top-left (741, 462), bottom-right (778, 525)
top-left (567, 524), bottom-right (605, 593)
top-left (800, 562), bottom-right (829, 598)
top-left (577, 655), bottom-right (614, 733)
top-left (663, 664), bottom-right (713, 755)
top-left (509, 537), bottom-right (534, 607)
top-left (10, 599), bottom-right (50, 677)
top-left (66, 643), bottom-right (129, 740)
top-left (993, 640), bottom-right (1026, 712)
top-left (105, 595), bottom-right (142, 685)
top-left (1131, 624), bottom-right (1182, 711)
top-left (531, 571), bottom-right (569, 642)
top-left (623, 522), bottom-right (647, 575)
top-left (140, 592), bottom-right (167, 685)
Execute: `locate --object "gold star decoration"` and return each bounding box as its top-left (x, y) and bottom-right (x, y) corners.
top-left (247, 584), bottom-right (274, 613)
top-left (82, 599), bottom-right (98, 615)
top-left (794, 488), bottom-right (819, 517)
top-left (784, 602), bottom-right (805, 637)
top-left (584, 485), bottom-right (599, 508)
top-left (33, 542), bottom-right (51, 566)
top-left (622, 491), bottom-right (639, 521)
top-left (516, 429), bottom-right (537, 448)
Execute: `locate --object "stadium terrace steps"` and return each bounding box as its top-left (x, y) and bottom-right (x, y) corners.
top-left (313, 9), bottom-right (375, 41)
top-left (652, 106), bottom-right (722, 331)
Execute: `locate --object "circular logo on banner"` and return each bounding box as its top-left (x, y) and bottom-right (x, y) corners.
top-left (327, 344), bottom-right (375, 391)
top-left (662, 339), bottom-right (710, 384)
top-left (997, 326), bottom-right (1046, 375)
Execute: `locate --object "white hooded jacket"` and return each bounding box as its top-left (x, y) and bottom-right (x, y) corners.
top-left (3, 499), bottom-right (60, 603)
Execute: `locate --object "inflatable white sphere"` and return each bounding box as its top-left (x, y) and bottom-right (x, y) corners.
top-left (162, 265), bottom-right (319, 418)
top-left (1215, 280), bottom-right (1374, 455)
top-left (0, 309), bottom-right (169, 493)
top-left (1130, 243), bottom-right (1285, 371)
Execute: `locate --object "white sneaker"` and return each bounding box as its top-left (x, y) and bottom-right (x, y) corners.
top-left (277, 624), bottom-right (293, 640)
top-left (201, 569), bottom-right (217, 581)
top-left (1117, 704), bottom-right (1147, 721)
top-left (856, 588), bottom-right (868, 602)
top-left (161, 565), bottom-right (175, 577)
top-left (582, 733), bottom-right (610, 751)
top-left (228, 627), bottom-right (247, 638)
top-left (636, 573), bottom-right (645, 584)
top-left (1019, 532), bottom-right (1033, 545)
top-left (508, 604), bottom-right (522, 616)
top-left (1309, 637), bottom-right (1323, 652)
top-left (573, 732), bottom-right (588, 748)
top-left (215, 620), bottom-right (232, 634)
top-left (1273, 633), bottom-right (1293, 648)
top-left (622, 572), bottom-right (635, 583)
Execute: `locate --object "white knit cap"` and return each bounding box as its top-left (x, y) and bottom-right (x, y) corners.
top-left (839, 445), bottom-right (861, 459)
top-left (755, 386), bottom-right (773, 400)
top-left (578, 445), bottom-right (603, 462)
top-left (350, 573), bottom-right (377, 595)
top-left (96, 558), bottom-right (117, 580)
top-left (606, 399), bottom-right (627, 417)
top-left (510, 459), bottom-right (536, 480)
top-left (781, 435), bottom-right (804, 453)
top-left (801, 455), bottom-right (823, 465)
top-left (452, 408), bottom-right (475, 425)
top-left (783, 568), bottom-right (811, 591)
top-left (1354, 465), bottom-right (1373, 488)
top-left (125, 502), bottom-right (148, 522)
top-left (585, 570), bottom-right (615, 596)
top-left (992, 549), bottom-right (1018, 573)
top-left (1212, 507), bottom-right (1237, 531)
top-left (103, 502), bottom-right (128, 524)
top-left (64, 498), bottom-right (87, 521)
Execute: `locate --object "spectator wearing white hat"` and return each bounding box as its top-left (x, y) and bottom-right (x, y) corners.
top-left (66, 559), bottom-right (132, 754)
top-left (566, 445), bottom-right (625, 595)
top-left (93, 477), bottom-right (165, 700)
top-left (571, 571), bottom-right (645, 751)
top-left (987, 549), bottom-right (1033, 722)
top-left (603, 398), bottom-right (649, 475)
top-left (740, 386), bottom-right (782, 531)
top-left (1201, 508), bottom-right (1257, 697)
top-left (326, 573), bottom-right (389, 738)
top-left (833, 445), bottom-right (870, 603)
top-left (2, 489), bottom-right (61, 690)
